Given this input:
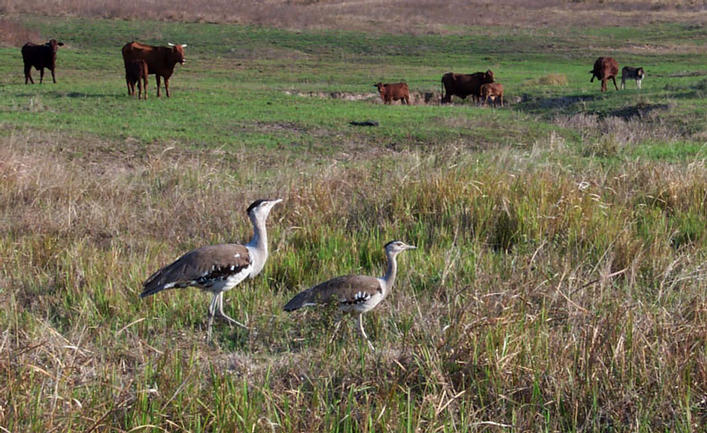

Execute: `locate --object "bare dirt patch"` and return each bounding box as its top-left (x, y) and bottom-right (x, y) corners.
top-left (285, 90), bottom-right (445, 105)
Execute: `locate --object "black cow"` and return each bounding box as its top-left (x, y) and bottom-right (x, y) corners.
top-left (441, 70), bottom-right (495, 104)
top-left (22, 39), bottom-right (64, 84)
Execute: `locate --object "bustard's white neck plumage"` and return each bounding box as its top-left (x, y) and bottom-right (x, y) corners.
top-left (283, 240), bottom-right (416, 350)
top-left (141, 198), bottom-right (282, 341)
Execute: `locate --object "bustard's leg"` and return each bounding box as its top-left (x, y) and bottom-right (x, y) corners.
top-left (206, 293), bottom-right (219, 342)
top-left (357, 313), bottom-right (375, 351)
top-left (329, 310), bottom-right (344, 345)
top-left (217, 292), bottom-right (248, 329)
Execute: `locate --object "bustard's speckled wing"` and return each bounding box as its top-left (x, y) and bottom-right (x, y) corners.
top-left (283, 275), bottom-right (382, 311)
top-left (141, 244), bottom-right (251, 297)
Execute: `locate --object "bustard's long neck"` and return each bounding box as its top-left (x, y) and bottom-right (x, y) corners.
top-left (379, 251), bottom-right (399, 297)
top-left (246, 213), bottom-right (269, 275)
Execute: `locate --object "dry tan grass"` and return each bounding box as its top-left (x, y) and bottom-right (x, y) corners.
top-left (0, 18), bottom-right (40, 46)
top-left (1, 0), bottom-right (705, 32)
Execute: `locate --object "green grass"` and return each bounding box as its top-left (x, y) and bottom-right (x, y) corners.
top-left (0, 14), bottom-right (705, 433)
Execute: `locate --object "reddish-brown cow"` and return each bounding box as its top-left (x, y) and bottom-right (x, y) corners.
top-left (21, 39), bottom-right (64, 84)
top-left (121, 41), bottom-right (186, 97)
top-left (126, 59), bottom-right (148, 100)
top-left (441, 70), bottom-right (494, 104)
top-left (589, 57), bottom-right (619, 92)
top-left (374, 82), bottom-right (410, 104)
top-left (479, 82), bottom-right (504, 107)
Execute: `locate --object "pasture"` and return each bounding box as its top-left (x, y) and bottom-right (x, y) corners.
top-left (0, 10), bottom-right (705, 433)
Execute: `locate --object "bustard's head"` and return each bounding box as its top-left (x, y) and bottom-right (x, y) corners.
top-left (384, 240), bottom-right (416, 256)
top-left (247, 198), bottom-right (282, 224)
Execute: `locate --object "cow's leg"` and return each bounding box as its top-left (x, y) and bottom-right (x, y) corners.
top-left (637, 79), bottom-right (642, 89)
top-left (126, 76), bottom-right (132, 95)
top-left (155, 75), bottom-right (161, 97)
top-left (142, 76), bottom-right (148, 99)
top-left (500, 94), bottom-right (503, 107)
top-left (601, 79), bottom-right (607, 92)
top-left (50, 68), bottom-right (56, 84)
top-left (39, 67), bottom-right (44, 84)
top-left (24, 65), bottom-right (33, 84)
top-left (164, 77), bottom-right (170, 98)
top-left (611, 76), bottom-right (618, 91)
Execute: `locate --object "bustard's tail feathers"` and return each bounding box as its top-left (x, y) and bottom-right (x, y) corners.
top-left (283, 289), bottom-right (316, 312)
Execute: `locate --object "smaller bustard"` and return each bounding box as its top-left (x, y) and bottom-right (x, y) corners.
top-left (141, 198), bottom-right (282, 340)
top-left (283, 240), bottom-right (416, 350)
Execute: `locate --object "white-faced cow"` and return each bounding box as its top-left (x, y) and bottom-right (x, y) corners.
top-left (441, 70), bottom-right (495, 104)
top-left (590, 57), bottom-right (619, 92)
top-left (121, 41), bottom-right (186, 97)
top-left (621, 66), bottom-right (645, 89)
top-left (22, 39), bottom-right (64, 84)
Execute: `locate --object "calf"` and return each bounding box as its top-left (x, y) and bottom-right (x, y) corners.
top-left (589, 57), bottom-right (619, 92)
top-left (621, 66), bottom-right (645, 89)
top-left (21, 39), bottom-right (64, 84)
top-left (479, 82), bottom-right (504, 107)
top-left (126, 60), bottom-right (148, 99)
top-left (374, 82), bottom-right (410, 104)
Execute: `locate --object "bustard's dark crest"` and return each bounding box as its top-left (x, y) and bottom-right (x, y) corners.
top-left (247, 199), bottom-right (271, 214)
top-left (384, 240), bottom-right (404, 249)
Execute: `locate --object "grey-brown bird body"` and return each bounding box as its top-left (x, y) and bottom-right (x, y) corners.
top-left (141, 198), bottom-right (282, 339)
top-left (141, 244), bottom-right (252, 297)
top-left (283, 274), bottom-right (384, 313)
top-left (284, 240), bottom-right (415, 350)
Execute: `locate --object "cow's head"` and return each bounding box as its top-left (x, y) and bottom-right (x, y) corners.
top-left (45, 39), bottom-right (64, 52)
top-left (637, 67), bottom-right (645, 79)
top-left (485, 70), bottom-right (494, 82)
top-left (373, 82), bottom-right (385, 92)
top-left (168, 43), bottom-right (187, 64)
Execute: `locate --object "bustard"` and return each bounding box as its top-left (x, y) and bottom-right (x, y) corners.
top-left (283, 240), bottom-right (416, 350)
top-left (141, 198), bottom-right (282, 340)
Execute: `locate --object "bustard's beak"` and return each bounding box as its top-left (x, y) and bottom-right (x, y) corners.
top-left (271, 198), bottom-right (283, 205)
top-left (407, 245), bottom-right (417, 250)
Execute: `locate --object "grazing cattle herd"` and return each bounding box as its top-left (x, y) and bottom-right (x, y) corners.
top-left (20, 38), bottom-right (648, 105)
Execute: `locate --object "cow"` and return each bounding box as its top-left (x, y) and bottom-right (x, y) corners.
top-left (126, 59), bottom-right (148, 99)
top-left (21, 39), bottom-right (64, 84)
top-left (589, 57), bottom-right (619, 92)
top-left (374, 82), bottom-right (410, 104)
top-left (479, 82), bottom-right (504, 107)
top-left (621, 66), bottom-right (645, 90)
top-left (121, 41), bottom-right (187, 97)
top-left (441, 70), bottom-right (494, 104)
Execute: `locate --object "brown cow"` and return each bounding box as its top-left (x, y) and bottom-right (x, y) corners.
top-left (480, 82), bottom-right (504, 107)
top-left (121, 41), bottom-right (186, 97)
top-left (374, 82), bottom-right (410, 104)
top-left (441, 70), bottom-right (494, 104)
top-left (126, 60), bottom-right (148, 99)
top-left (589, 57), bottom-right (619, 92)
top-left (21, 39), bottom-right (64, 84)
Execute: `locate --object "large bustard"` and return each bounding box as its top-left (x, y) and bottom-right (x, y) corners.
top-left (141, 198), bottom-right (282, 340)
top-left (284, 240), bottom-right (416, 350)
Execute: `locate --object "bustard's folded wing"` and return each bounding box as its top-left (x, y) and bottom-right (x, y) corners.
top-left (283, 275), bottom-right (381, 311)
top-left (141, 244), bottom-right (251, 297)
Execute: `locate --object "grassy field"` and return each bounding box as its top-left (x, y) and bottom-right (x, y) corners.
top-left (0, 11), bottom-right (705, 433)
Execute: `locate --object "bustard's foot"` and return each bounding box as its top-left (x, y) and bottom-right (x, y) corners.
top-left (219, 312), bottom-right (249, 330)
